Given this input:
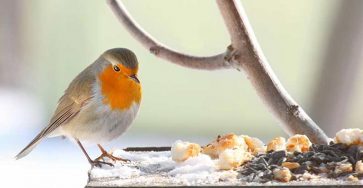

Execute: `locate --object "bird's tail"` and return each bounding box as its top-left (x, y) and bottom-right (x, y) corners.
top-left (15, 132), bottom-right (45, 160)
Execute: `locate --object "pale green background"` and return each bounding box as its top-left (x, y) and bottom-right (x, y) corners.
top-left (20, 0), bottom-right (350, 140)
top-left (3, 1), bottom-right (363, 187)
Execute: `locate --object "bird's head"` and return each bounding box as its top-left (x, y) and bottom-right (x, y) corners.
top-left (100, 48), bottom-right (140, 83)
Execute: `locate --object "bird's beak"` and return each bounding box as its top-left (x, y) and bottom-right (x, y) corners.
top-left (129, 74), bottom-right (140, 83)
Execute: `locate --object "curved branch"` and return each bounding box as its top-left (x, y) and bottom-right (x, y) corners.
top-left (107, 0), bottom-right (329, 144)
top-left (107, 0), bottom-right (231, 70)
top-left (216, 0), bottom-right (328, 144)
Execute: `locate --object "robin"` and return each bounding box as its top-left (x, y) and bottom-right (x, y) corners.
top-left (15, 48), bottom-right (141, 167)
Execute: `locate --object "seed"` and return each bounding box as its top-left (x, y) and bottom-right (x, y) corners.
top-left (273, 167), bottom-right (292, 182)
top-left (281, 162), bottom-right (300, 170)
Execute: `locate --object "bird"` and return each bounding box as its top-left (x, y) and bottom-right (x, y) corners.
top-left (15, 48), bottom-right (141, 167)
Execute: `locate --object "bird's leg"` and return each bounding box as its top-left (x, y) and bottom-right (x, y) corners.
top-left (76, 139), bottom-right (114, 167)
top-left (94, 144), bottom-right (129, 162)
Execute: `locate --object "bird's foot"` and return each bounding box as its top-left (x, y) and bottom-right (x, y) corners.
top-left (94, 151), bottom-right (130, 163)
top-left (90, 160), bottom-right (114, 168)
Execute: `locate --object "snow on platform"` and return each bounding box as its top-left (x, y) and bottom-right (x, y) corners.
top-left (86, 148), bottom-right (363, 187)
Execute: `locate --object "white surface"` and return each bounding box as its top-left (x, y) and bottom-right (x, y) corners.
top-left (2, 131), bottom-right (206, 188)
top-left (169, 154), bottom-right (216, 180)
top-left (0, 141), bottom-right (88, 188)
top-left (88, 149), bottom-right (240, 186)
top-left (88, 149), bottom-right (363, 187)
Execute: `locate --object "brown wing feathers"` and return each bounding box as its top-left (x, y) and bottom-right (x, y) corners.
top-left (15, 58), bottom-right (97, 159)
top-left (15, 98), bottom-right (88, 159)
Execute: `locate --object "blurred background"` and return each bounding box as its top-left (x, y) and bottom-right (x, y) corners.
top-left (1, 0), bottom-right (363, 187)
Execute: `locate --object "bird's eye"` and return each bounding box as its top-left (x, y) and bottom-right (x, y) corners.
top-left (113, 65), bottom-right (120, 72)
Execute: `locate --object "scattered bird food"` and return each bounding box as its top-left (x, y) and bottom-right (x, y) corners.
top-left (88, 128), bottom-right (363, 187)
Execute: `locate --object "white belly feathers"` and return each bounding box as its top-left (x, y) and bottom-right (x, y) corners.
top-left (56, 83), bottom-right (140, 144)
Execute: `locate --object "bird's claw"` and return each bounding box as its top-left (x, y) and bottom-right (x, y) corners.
top-left (94, 152), bottom-right (129, 163)
top-left (90, 160), bottom-right (114, 167)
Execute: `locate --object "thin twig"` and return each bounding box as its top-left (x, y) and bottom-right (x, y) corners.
top-left (216, 0), bottom-right (328, 144)
top-left (107, 0), bottom-right (230, 70)
top-left (107, 0), bottom-right (329, 144)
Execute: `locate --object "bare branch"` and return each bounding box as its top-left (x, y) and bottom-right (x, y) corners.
top-left (107, 0), bottom-right (329, 144)
top-left (107, 0), bottom-right (231, 70)
top-left (216, 0), bottom-right (328, 144)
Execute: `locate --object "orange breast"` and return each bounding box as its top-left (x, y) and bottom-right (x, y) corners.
top-left (99, 66), bottom-right (141, 110)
